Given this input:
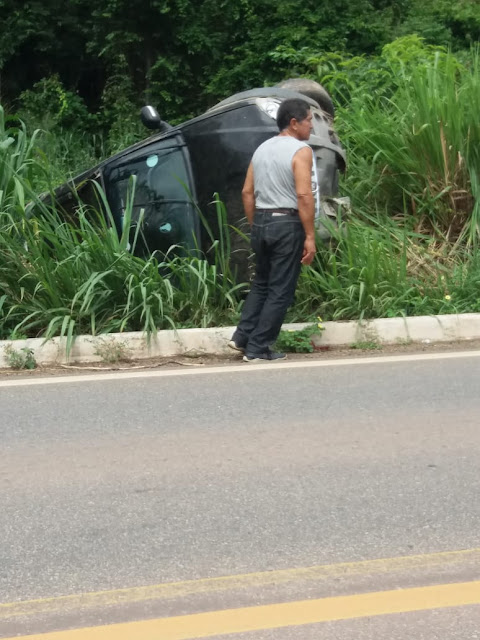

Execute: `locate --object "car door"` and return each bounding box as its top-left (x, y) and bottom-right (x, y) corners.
top-left (103, 135), bottom-right (199, 259)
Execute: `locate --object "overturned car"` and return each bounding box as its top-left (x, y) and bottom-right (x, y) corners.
top-left (50, 79), bottom-right (346, 279)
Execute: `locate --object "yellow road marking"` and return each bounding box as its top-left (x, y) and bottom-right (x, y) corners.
top-left (6, 580), bottom-right (480, 640)
top-left (2, 548), bottom-right (480, 619)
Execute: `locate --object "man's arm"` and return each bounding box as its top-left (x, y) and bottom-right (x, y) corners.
top-left (292, 146), bottom-right (316, 265)
top-left (241, 163), bottom-right (255, 225)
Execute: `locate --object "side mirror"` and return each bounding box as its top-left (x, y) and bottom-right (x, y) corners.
top-left (140, 106), bottom-right (172, 132)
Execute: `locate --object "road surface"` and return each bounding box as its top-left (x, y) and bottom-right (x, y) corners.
top-left (1, 351), bottom-right (480, 638)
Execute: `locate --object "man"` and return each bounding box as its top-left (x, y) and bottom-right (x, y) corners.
top-left (229, 98), bottom-right (317, 362)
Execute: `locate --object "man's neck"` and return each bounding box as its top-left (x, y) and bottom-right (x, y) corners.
top-left (278, 128), bottom-right (299, 139)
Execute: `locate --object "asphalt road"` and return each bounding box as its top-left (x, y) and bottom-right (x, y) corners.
top-left (1, 351), bottom-right (480, 638)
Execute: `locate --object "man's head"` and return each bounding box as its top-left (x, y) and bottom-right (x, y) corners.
top-left (276, 98), bottom-right (313, 140)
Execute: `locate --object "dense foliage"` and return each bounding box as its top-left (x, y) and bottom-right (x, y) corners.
top-left (1, 0), bottom-right (478, 152)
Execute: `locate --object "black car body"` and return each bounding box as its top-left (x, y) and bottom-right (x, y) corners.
top-left (51, 83), bottom-right (346, 278)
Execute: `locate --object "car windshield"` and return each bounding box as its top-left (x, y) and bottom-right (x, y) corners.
top-left (105, 141), bottom-right (197, 257)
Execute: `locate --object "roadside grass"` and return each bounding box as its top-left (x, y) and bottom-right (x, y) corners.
top-left (0, 188), bottom-right (247, 347)
top-left (288, 213), bottom-right (471, 322)
top-left (0, 111), bottom-right (247, 346)
top-left (336, 45), bottom-right (480, 245)
top-left (3, 188), bottom-right (475, 344)
top-left (285, 45), bottom-right (480, 324)
top-left (349, 341), bottom-right (382, 351)
top-left (0, 105), bottom-right (41, 215)
top-left (1, 46), bottom-right (480, 343)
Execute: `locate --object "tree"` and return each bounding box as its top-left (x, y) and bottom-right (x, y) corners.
top-left (1, 0), bottom-right (477, 132)
top-left (0, 0), bottom-right (98, 107)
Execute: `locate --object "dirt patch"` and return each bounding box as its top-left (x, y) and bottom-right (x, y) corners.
top-left (1, 339), bottom-right (480, 380)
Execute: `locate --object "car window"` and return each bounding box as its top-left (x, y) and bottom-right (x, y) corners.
top-left (105, 141), bottom-right (197, 257)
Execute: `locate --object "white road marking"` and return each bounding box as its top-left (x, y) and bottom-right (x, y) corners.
top-left (0, 350), bottom-right (479, 388)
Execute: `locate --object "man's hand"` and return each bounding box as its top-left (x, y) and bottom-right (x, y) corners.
top-left (301, 236), bottom-right (316, 265)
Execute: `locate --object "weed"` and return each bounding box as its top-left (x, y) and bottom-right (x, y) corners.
top-left (3, 345), bottom-right (37, 369)
top-left (349, 340), bottom-right (381, 350)
top-left (275, 321), bottom-right (325, 353)
top-left (93, 338), bottom-right (131, 364)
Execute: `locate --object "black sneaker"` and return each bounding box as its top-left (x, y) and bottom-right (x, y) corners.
top-left (228, 340), bottom-right (246, 353)
top-left (243, 351), bottom-right (287, 363)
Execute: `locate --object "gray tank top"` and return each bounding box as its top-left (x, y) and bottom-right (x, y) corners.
top-left (252, 136), bottom-right (310, 209)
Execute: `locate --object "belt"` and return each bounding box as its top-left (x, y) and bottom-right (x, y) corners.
top-left (256, 208), bottom-right (298, 215)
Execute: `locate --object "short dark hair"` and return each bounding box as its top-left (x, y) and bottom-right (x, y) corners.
top-left (276, 98), bottom-right (310, 131)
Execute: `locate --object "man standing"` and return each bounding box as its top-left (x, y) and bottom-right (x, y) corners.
top-left (229, 98), bottom-right (317, 362)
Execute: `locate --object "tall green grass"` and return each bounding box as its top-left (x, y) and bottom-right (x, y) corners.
top-left (0, 106), bottom-right (41, 214)
top-left (290, 45), bottom-right (480, 323)
top-left (0, 114), bottom-right (247, 344)
top-left (291, 214), bottom-right (475, 322)
top-left (2, 45), bottom-right (480, 343)
top-left (337, 47), bottom-right (480, 245)
top-left (0, 188), bottom-right (247, 345)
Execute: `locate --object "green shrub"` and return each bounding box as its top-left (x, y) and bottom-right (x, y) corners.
top-left (93, 337), bottom-right (131, 364)
top-left (275, 321), bottom-right (325, 353)
top-left (17, 75), bottom-right (93, 132)
top-left (3, 345), bottom-right (36, 370)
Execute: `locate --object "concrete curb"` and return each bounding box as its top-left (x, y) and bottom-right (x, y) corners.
top-left (1, 313), bottom-right (480, 369)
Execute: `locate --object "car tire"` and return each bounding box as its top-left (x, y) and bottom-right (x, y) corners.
top-left (274, 78), bottom-right (335, 118)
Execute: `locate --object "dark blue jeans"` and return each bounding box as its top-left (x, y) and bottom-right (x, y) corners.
top-left (233, 211), bottom-right (305, 355)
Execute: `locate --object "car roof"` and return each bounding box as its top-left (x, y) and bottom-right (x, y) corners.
top-left (42, 86), bottom-right (327, 199)
top-left (206, 87), bottom-right (322, 113)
